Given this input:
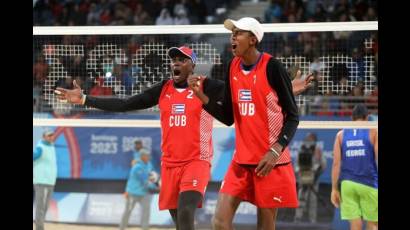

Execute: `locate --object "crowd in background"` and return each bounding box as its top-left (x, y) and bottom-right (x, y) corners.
top-left (33, 0), bottom-right (378, 116)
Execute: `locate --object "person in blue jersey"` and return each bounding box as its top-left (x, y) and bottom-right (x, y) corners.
top-left (120, 148), bottom-right (159, 230)
top-left (131, 140), bottom-right (144, 166)
top-left (331, 104), bottom-right (378, 230)
top-left (33, 130), bottom-right (57, 230)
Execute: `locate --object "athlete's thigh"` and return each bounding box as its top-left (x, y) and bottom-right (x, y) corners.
top-left (358, 184), bottom-right (378, 222)
top-left (254, 163), bottom-right (298, 208)
top-left (159, 164), bottom-right (182, 210)
top-left (214, 192), bottom-right (242, 222)
top-left (180, 160), bottom-right (211, 195)
top-left (341, 180), bottom-right (361, 220)
top-left (220, 161), bottom-right (254, 202)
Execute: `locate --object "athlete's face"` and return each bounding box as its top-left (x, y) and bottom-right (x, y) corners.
top-left (230, 27), bottom-right (258, 57)
top-left (43, 133), bottom-right (54, 143)
top-left (170, 54), bottom-right (195, 84)
top-left (135, 142), bottom-right (142, 151)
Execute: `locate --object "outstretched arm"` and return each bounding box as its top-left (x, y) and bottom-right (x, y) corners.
top-left (55, 80), bottom-right (165, 112)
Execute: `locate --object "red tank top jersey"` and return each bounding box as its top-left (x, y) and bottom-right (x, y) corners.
top-left (158, 78), bottom-right (214, 167)
top-left (229, 53), bottom-right (291, 165)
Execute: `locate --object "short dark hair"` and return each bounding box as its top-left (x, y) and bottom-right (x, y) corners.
top-left (134, 140), bottom-right (142, 145)
top-left (352, 104), bottom-right (368, 120)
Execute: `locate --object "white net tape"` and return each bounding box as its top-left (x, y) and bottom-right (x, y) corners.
top-left (33, 118), bottom-right (377, 129)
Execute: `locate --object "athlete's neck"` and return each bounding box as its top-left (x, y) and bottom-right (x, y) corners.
top-left (174, 81), bottom-right (188, 88)
top-left (241, 49), bottom-right (261, 66)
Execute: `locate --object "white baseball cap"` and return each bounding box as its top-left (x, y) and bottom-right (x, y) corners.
top-left (224, 17), bottom-right (264, 42)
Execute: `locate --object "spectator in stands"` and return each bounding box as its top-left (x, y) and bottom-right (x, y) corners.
top-left (328, 89), bottom-right (341, 112)
top-left (305, 56), bottom-right (322, 95)
top-left (313, 4), bottom-right (328, 22)
top-left (315, 90), bottom-right (336, 116)
top-left (349, 83), bottom-right (365, 105)
top-left (284, 0), bottom-right (304, 22)
top-left (119, 63), bottom-right (134, 95)
top-left (338, 77), bottom-right (349, 96)
top-left (34, 0), bottom-right (377, 26)
top-left (33, 130), bottom-right (57, 230)
top-left (173, 0), bottom-right (189, 19)
top-left (99, 8), bottom-right (112, 25)
top-left (305, 0), bottom-right (318, 18)
top-left (33, 0), bottom-right (55, 25)
top-left (284, 0), bottom-right (298, 16)
top-left (338, 101), bottom-right (352, 117)
top-left (120, 148), bottom-right (159, 230)
top-left (133, 3), bottom-right (151, 25)
top-left (317, 100), bottom-right (333, 116)
top-left (87, 3), bottom-right (101, 25)
top-left (174, 8), bottom-right (190, 25)
top-left (264, 0), bottom-right (283, 23)
top-left (352, 83), bottom-right (365, 97)
top-left (57, 7), bottom-right (70, 25)
top-left (363, 6), bottom-right (377, 21)
top-left (112, 1), bottom-right (132, 25)
top-left (70, 55), bottom-right (87, 79)
top-left (70, 3), bottom-right (87, 25)
top-left (366, 85), bottom-right (378, 111)
top-left (352, 48), bottom-right (365, 82)
top-left (333, 0), bottom-right (351, 20)
top-left (155, 8), bottom-right (174, 25)
top-left (33, 56), bottom-right (48, 85)
top-left (89, 77), bottom-right (113, 96)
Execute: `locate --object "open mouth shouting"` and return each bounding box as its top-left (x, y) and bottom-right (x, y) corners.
top-left (172, 68), bottom-right (182, 81)
top-left (232, 43), bottom-right (237, 52)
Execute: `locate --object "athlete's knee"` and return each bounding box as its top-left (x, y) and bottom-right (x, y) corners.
top-left (366, 221), bottom-right (378, 230)
top-left (212, 215), bottom-right (231, 230)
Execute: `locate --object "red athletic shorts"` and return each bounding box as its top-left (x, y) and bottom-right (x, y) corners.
top-left (159, 160), bottom-right (211, 210)
top-left (219, 161), bottom-right (298, 208)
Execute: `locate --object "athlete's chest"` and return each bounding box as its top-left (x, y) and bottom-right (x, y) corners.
top-left (230, 71), bottom-right (272, 103)
top-left (159, 86), bottom-right (203, 115)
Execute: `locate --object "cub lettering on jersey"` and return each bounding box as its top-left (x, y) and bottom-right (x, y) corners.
top-left (169, 115), bottom-right (186, 127)
top-left (170, 104), bottom-right (186, 127)
top-left (238, 89), bottom-right (255, 116)
top-left (238, 102), bottom-right (255, 116)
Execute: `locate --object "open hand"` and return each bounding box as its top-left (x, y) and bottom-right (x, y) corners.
top-left (55, 80), bottom-right (83, 104)
top-left (292, 70), bottom-right (314, 96)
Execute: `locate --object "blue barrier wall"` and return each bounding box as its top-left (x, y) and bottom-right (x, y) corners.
top-left (34, 113), bottom-right (355, 183)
